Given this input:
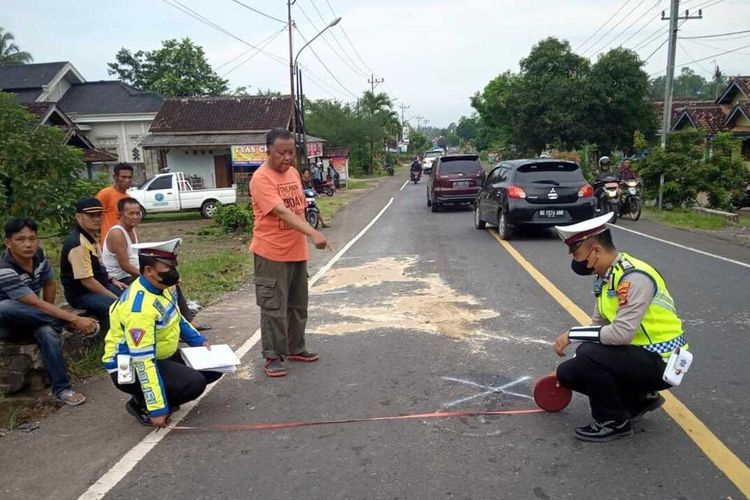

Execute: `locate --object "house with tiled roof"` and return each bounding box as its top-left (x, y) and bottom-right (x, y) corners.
top-left (0, 62), bottom-right (163, 179)
top-left (663, 77), bottom-right (750, 160)
top-left (140, 96), bottom-right (325, 189)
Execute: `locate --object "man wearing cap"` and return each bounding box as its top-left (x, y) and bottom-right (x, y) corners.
top-left (102, 238), bottom-right (222, 427)
top-left (250, 128), bottom-right (330, 378)
top-left (553, 212), bottom-right (688, 442)
top-left (60, 198), bottom-right (127, 321)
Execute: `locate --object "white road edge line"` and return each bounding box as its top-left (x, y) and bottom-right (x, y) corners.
top-left (78, 197), bottom-right (396, 500)
top-left (399, 180), bottom-right (409, 191)
top-left (608, 223), bottom-right (750, 269)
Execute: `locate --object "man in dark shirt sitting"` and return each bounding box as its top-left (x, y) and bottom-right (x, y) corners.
top-left (0, 218), bottom-right (98, 405)
top-left (60, 198), bottom-right (126, 322)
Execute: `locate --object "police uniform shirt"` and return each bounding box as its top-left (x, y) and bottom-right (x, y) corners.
top-left (102, 276), bottom-right (206, 416)
top-left (591, 254), bottom-right (655, 345)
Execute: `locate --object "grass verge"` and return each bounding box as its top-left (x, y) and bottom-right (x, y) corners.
top-left (643, 208), bottom-right (728, 230)
top-left (316, 196), bottom-right (349, 222)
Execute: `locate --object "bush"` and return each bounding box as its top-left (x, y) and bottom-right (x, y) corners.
top-left (213, 203), bottom-right (254, 234)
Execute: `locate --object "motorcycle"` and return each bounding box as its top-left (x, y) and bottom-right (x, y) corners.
top-left (594, 176), bottom-right (620, 223)
top-left (316, 179), bottom-right (335, 197)
top-left (304, 187), bottom-right (321, 228)
top-left (410, 169), bottom-right (422, 184)
top-left (618, 178), bottom-right (642, 221)
top-left (384, 163), bottom-right (394, 176)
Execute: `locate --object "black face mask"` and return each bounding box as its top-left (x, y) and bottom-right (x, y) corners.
top-left (157, 268), bottom-right (180, 287)
top-left (571, 248), bottom-right (596, 276)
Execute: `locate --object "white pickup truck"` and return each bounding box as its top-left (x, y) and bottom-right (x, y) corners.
top-left (128, 171), bottom-right (237, 218)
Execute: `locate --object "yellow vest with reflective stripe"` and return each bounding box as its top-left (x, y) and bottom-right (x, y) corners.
top-left (597, 252), bottom-right (686, 357)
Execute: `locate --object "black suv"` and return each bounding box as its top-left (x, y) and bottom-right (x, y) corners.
top-left (473, 159), bottom-right (595, 239)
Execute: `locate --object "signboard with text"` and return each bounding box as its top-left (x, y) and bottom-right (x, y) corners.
top-left (231, 144), bottom-right (267, 167)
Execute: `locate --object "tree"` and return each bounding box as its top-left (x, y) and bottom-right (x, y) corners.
top-left (0, 27), bottom-right (33, 65)
top-left (108, 38), bottom-right (228, 96)
top-left (588, 47), bottom-right (655, 153)
top-left (407, 131), bottom-right (429, 154)
top-left (648, 67), bottom-right (726, 100)
top-left (0, 93), bottom-right (90, 228)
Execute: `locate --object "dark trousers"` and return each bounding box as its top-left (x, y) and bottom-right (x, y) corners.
top-left (253, 254), bottom-right (309, 359)
top-left (557, 343), bottom-right (671, 422)
top-left (110, 352), bottom-right (222, 412)
top-left (66, 283), bottom-right (122, 321)
top-left (0, 300), bottom-right (71, 395)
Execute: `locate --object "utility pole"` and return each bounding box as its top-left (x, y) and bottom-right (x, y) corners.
top-left (415, 114), bottom-right (424, 131)
top-left (288, 0), bottom-right (297, 136)
top-left (368, 74), bottom-right (384, 93)
top-left (399, 103), bottom-right (410, 126)
top-left (658, 0), bottom-right (702, 209)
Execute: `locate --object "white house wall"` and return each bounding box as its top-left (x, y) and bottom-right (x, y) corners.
top-left (44, 78), bottom-right (71, 102)
top-left (79, 119), bottom-right (154, 164)
top-left (165, 150), bottom-right (218, 188)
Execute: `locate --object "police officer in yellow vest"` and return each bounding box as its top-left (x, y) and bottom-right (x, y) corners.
top-left (553, 213), bottom-right (688, 442)
top-left (102, 239), bottom-right (222, 427)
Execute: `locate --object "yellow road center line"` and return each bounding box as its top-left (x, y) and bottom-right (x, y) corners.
top-left (489, 230), bottom-right (750, 497)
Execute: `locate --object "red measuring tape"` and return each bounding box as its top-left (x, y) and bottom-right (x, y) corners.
top-left (171, 408), bottom-right (545, 432)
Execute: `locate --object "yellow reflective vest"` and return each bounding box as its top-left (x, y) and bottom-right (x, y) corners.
top-left (102, 277), bottom-right (206, 416)
top-left (597, 252), bottom-right (687, 358)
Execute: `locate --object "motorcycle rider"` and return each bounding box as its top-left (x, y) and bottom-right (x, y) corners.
top-left (593, 156), bottom-right (616, 212)
top-left (301, 168), bottom-right (329, 228)
top-left (617, 159), bottom-right (637, 181)
top-left (410, 156), bottom-right (422, 182)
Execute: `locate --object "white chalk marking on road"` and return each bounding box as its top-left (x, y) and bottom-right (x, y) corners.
top-left (310, 290), bottom-right (349, 296)
top-left (442, 376), bottom-right (532, 408)
top-left (609, 223), bottom-right (750, 269)
top-left (399, 180), bottom-right (409, 191)
top-left (78, 197), bottom-right (396, 500)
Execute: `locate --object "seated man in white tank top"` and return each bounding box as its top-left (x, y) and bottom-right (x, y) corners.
top-left (103, 198), bottom-right (211, 331)
top-left (102, 198), bottom-right (141, 284)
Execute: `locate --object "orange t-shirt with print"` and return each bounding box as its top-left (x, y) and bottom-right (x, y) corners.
top-left (96, 186), bottom-right (130, 245)
top-left (249, 163), bottom-right (309, 262)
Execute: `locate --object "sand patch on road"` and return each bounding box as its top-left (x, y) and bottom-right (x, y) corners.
top-left (311, 257), bottom-right (498, 339)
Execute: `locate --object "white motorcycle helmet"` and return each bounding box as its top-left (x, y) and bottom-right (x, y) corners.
top-left (598, 156), bottom-right (611, 170)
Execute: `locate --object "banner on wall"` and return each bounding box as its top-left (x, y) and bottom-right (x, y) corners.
top-left (231, 145), bottom-right (267, 167)
top-left (306, 141), bottom-right (323, 159)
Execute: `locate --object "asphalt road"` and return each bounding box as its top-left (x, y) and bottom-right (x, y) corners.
top-left (101, 174), bottom-right (749, 500)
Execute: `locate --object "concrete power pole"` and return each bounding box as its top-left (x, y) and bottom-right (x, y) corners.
top-left (368, 74), bottom-right (384, 93)
top-left (658, 0), bottom-right (702, 209)
top-left (288, 0), bottom-right (297, 136)
top-left (415, 115), bottom-right (424, 131)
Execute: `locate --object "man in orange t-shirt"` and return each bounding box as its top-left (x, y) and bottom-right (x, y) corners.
top-left (96, 163), bottom-right (134, 246)
top-left (250, 129), bottom-right (330, 378)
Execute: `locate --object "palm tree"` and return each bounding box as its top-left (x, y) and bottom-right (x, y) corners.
top-left (0, 28), bottom-right (33, 65)
top-left (359, 91), bottom-right (394, 173)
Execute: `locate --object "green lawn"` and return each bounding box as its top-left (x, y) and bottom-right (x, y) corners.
top-left (345, 179), bottom-right (371, 190)
top-left (142, 211), bottom-right (203, 223)
top-left (643, 208), bottom-right (728, 230)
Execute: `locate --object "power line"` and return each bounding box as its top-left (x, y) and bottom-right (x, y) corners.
top-left (643, 36), bottom-right (670, 62)
top-left (295, 1), bottom-right (369, 78)
top-left (620, 6), bottom-right (664, 47)
top-left (682, 28), bottom-right (750, 39)
top-left (217, 27), bottom-right (287, 70)
top-left (589, 0), bottom-right (660, 57)
top-left (222, 27), bottom-right (288, 76)
top-left (306, 0), bottom-right (370, 76)
top-left (322, 0), bottom-right (375, 74)
top-left (583, 0), bottom-right (649, 56)
top-left (295, 26), bottom-right (359, 98)
top-left (577, 0), bottom-right (633, 52)
top-left (161, 0), bottom-right (350, 100)
top-left (683, 37), bottom-right (750, 56)
top-left (677, 42), bottom-right (713, 74)
top-left (651, 41), bottom-right (750, 75)
top-left (228, 0), bottom-right (286, 24)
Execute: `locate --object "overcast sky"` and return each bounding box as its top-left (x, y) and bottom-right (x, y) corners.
top-left (4, 0), bottom-right (749, 127)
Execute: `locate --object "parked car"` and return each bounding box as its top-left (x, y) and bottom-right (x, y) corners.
top-left (473, 159), bottom-right (595, 239)
top-left (128, 171), bottom-right (237, 219)
top-left (421, 148), bottom-right (444, 175)
top-left (427, 154), bottom-right (484, 212)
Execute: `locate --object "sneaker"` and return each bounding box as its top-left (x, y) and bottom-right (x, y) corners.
top-left (125, 399), bottom-right (152, 427)
top-left (630, 393), bottom-right (665, 422)
top-left (575, 420), bottom-right (633, 442)
top-left (53, 388), bottom-right (87, 407)
top-left (264, 358), bottom-right (287, 377)
top-left (288, 351), bottom-right (319, 362)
